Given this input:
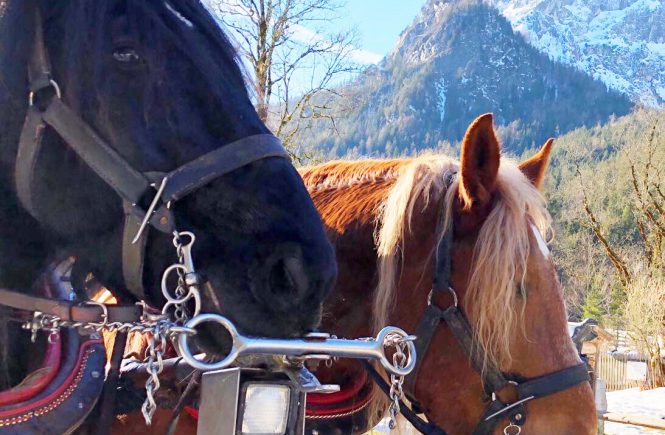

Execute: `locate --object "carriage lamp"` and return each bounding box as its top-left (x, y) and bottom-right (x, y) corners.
top-left (197, 367), bottom-right (306, 435)
top-left (240, 383), bottom-right (291, 434)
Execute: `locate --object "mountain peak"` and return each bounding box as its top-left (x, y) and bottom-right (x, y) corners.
top-left (485, 0), bottom-right (665, 105)
top-left (304, 0), bottom-right (632, 157)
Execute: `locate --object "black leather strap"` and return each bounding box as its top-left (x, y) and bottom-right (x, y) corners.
top-left (404, 305), bottom-right (444, 397)
top-left (517, 364), bottom-right (589, 400)
top-left (27, 5), bottom-right (52, 93)
top-left (471, 364), bottom-right (589, 434)
top-left (15, 106), bottom-right (47, 220)
top-left (42, 98), bottom-right (151, 204)
top-left (122, 210), bottom-right (148, 301)
top-left (163, 133), bottom-right (289, 202)
top-left (95, 331), bottom-right (129, 435)
top-left (403, 219), bottom-right (454, 397)
top-left (431, 216), bottom-right (453, 293)
top-left (441, 305), bottom-right (509, 394)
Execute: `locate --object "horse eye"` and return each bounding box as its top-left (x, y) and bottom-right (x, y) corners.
top-left (112, 47), bottom-right (140, 63)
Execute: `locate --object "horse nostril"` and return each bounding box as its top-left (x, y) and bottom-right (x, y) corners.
top-left (269, 256), bottom-right (309, 300)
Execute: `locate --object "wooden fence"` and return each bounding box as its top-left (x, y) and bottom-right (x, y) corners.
top-left (596, 353), bottom-right (646, 392)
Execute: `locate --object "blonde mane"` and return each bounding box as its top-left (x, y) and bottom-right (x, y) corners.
top-left (372, 155), bottom-right (552, 372)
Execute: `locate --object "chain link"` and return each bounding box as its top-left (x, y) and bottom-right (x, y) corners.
top-left (172, 232), bottom-right (189, 324)
top-left (142, 320), bottom-right (168, 423)
top-left (385, 333), bottom-right (411, 430)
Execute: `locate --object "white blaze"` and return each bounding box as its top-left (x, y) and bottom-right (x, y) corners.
top-left (531, 224), bottom-right (550, 258)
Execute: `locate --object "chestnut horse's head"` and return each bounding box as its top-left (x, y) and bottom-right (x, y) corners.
top-left (368, 114), bottom-right (596, 434)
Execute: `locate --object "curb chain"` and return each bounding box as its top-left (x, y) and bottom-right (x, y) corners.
top-left (385, 333), bottom-right (411, 430)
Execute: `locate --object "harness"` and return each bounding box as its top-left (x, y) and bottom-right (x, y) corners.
top-left (0, 260), bottom-right (107, 434)
top-left (16, 5), bottom-right (290, 300)
top-left (1, 4), bottom-right (290, 434)
top-left (367, 180), bottom-right (590, 435)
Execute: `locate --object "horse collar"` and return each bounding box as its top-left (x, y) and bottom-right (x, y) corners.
top-left (15, 6), bottom-right (290, 300)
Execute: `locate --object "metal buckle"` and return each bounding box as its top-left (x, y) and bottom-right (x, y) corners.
top-left (80, 300), bottom-right (109, 329)
top-left (427, 286), bottom-right (458, 307)
top-left (131, 177), bottom-right (169, 244)
top-left (28, 79), bottom-right (62, 106)
top-left (485, 379), bottom-right (535, 422)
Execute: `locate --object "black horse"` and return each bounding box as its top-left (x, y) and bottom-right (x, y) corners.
top-left (0, 0), bottom-right (336, 390)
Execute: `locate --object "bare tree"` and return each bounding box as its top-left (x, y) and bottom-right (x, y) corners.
top-left (577, 122), bottom-right (665, 286)
top-left (208, 0), bottom-right (361, 160)
top-left (623, 274), bottom-right (665, 388)
top-left (576, 120), bottom-right (665, 387)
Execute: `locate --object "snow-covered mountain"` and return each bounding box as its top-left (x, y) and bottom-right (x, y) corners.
top-left (485, 0), bottom-right (665, 106)
top-left (304, 0), bottom-right (632, 157)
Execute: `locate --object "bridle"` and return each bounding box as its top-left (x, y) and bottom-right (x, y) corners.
top-left (15, 5), bottom-right (290, 300)
top-left (0, 5), bottom-right (290, 433)
top-left (367, 176), bottom-right (590, 435)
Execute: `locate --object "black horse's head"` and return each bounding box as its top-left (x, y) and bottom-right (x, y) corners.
top-left (0, 0), bottom-right (336, 344)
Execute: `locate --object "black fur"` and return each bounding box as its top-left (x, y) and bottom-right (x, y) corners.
top-left (0, 0), bottom-right (336, 390)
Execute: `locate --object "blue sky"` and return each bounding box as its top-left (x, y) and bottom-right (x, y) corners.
top-left (209, 0), bottom-right (428, 96)
top-left (342, 1), bottom-right (428, 62)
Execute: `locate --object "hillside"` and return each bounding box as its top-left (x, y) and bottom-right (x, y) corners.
top-left (304, 0), bottom-right (632, 158)
top-left (542, 108), bottom-right (665, 319)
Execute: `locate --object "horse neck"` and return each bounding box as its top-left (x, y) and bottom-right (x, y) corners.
top-left (309, 183), bottom-right (387, 338)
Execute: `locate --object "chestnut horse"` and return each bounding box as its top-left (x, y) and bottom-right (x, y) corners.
top-left (110, 114), bottom-right (596, 434)
top-left (300, 114), bottom-right (596, 434)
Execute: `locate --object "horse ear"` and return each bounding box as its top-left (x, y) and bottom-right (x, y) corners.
top-left (518, 138), bottom-right (553, 190)
top-left (458, 113), bottom-right (501, 210)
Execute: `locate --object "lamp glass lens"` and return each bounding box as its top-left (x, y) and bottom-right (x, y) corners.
top-left (240, 384), bottom-right (290, 434)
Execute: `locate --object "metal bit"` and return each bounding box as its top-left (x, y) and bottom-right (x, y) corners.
top-left (176, 313), bottom-right (417, 377)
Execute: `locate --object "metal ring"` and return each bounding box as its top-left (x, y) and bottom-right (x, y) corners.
top-left (504, 423), bottom-right (522, 435)
top-left (172, 231), bottom-right (195, 249)
top-left (427, 286), bottom-right (458, 308)
top-left (176, 313), bottom-right (241, 371)
top-left (160, 263), bottom-right (202, 317)
top-left (28, 79), bottom-right (62, 106)
top-left (375, 326), bottom-right (418, 377)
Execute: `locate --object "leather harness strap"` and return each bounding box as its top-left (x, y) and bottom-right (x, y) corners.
top-left (0, 288), bottom-right (141, 324)
top-left (14, 7), bottom-right (290, 300)
top-left (402, 214), bottom-right (453, 397)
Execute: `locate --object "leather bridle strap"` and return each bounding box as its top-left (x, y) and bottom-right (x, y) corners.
top-left (471, 364), bottom-right (590, 435)
top-left (0, 288), bottom-right (141, 324)
top-left (403, 216), bottom-right (454, 397)
top-left (15, 7), bottom-right (289, 299)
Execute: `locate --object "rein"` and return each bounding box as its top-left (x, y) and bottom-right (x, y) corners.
top-left (15, 6), bottom-right (290, 300)
top-left (367, 181), bottom-right (590, 435)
